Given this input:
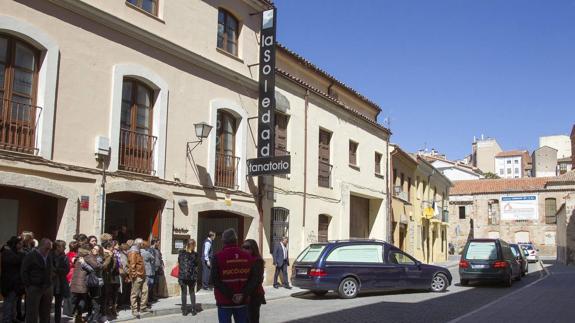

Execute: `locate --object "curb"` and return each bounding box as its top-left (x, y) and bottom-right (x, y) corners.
top-left (113, 303), bottom-right (218, 322)
top-left (113, 290), bottom-right (298, 322)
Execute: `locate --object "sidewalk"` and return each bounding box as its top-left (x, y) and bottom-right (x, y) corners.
top-left (114, 285), bottom-right (303, 322)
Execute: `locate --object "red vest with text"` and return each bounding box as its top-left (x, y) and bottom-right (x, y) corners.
top-left (214, 245), bottom-right (254, 306)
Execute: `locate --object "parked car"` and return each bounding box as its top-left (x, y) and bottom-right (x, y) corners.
top-left (518, 243), bottom-right (539, 263)
top-left (291, 239), bottom-right (452, 299)
top-left (459, 239), bottom-right (522, 287)
top-left (510, 243), bottom-right (528, 276)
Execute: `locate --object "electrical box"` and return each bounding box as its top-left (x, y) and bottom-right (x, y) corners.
top-left (95, 136), bottom-right (110, 156)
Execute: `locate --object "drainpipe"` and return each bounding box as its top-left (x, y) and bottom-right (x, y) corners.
top-left (303, 89), bottom-right (309, 228)
top-left (387, 143), bottom-right (393, 243)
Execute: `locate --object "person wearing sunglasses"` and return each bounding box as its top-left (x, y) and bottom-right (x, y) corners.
top-left (241, 240), bottom-right (266, 323)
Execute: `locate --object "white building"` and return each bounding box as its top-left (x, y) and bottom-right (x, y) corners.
top-left (540, 135), bottom-right (571, 159)
top-left (495, 150), bottom-right (530, 179)
top-left (421, 155), bottom-right (483, 181)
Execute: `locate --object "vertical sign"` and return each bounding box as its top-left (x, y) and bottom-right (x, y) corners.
top-left (257, 8), bottom-right (277, 158)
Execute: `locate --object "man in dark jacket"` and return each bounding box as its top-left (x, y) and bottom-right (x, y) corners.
top-left (272, 237), bottom-right (291, 289)
top-left (1, 236), bottom-right (25, 323)
top-left (21, 238), bottom-right (53, 323)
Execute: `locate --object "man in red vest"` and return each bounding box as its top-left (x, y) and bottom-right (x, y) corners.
top-left (211, 228), bottom-right (256, 323)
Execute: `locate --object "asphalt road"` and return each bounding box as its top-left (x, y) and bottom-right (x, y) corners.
top-left (140, 262), bottom-right (548, 323)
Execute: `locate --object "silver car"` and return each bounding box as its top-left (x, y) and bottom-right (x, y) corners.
top-left (519, 243), bottom-right (538, 263)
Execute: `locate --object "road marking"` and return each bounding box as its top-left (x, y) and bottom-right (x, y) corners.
top-left (446, 262), bottom-right (551, 323)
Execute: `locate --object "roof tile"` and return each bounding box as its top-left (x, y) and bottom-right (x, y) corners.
top-left (451, 177), bottom-right (550, 195)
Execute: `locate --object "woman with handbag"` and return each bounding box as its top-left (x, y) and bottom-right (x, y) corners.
top-left (52, 240), bottom-right (71, 323)
top-left (177, 239), bottom-right (199, 316)
top-left (241, 239), bottom-right (266, 323)
top-left (84, 245), bottom-right (104, 323)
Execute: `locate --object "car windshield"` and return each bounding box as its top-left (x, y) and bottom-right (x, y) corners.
top-left (465, 242), bottom-right (498, 260)
top-left (296, 244), bottom-right (326, 263)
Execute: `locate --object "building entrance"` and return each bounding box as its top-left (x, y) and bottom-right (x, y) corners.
top-left (105, 192), bottom-right (164, 242)
top-left (197, 211), bottom-right (245, 253)
top-left (0, 186), bottom-right (61, 243)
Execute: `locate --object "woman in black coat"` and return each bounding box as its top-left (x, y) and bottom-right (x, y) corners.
top-left (177, 239), bottom-right (199, 316)
top-left (241, 239), bottom-right (266, 323)
top-left (52, 240), bottom-right (70, 323)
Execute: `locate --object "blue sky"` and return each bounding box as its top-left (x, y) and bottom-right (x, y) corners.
top-left (274, 0), bottom-right (575, 160)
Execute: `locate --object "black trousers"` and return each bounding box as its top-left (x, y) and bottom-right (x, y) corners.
top-left (273, 260), bottom-right (289, 287)
top-left (201, 261), bottom-right (211, 289)
top-left (179, 280), bottom-right (196, 312)
top-left (54, 294), bottom-right (63, 323)
top-left (247, 297), bottom-right (264, 323)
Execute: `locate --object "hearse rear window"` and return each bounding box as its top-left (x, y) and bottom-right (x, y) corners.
top-left (465, 242), bottom-right (498, 260)
top-left (296, 244), bottom-right (326, 263)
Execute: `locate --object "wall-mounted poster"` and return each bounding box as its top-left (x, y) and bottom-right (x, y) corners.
top-left (500, 196), bottom-right (538, 220)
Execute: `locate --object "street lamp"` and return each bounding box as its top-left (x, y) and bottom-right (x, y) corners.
top-left (194, 122), bottom-right (213, 142)
top-left (187, 122), bottom-right (213, 154)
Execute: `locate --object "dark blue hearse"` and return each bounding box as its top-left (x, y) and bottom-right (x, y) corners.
top-left (292, 239), bottom-right (452, 298)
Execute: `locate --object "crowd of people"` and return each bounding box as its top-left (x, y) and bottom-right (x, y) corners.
top-left (1, 228), bottom-right (282, 323)
top-left (0, 230), bottom-right (164, 323)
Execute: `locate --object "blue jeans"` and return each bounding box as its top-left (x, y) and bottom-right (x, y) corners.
top-left (217, 306), bottom-right (248, 323)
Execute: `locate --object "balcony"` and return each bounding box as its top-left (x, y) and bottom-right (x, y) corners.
top-left (393, 186), bottom-right (409, 202)
top-left (119, 128), bottom-right (157, 175)
top-left (0, 98), bottom-right (41, 155)
top-left (215, 153), bottom-right (239, 189)
top-left (275, 147), bottom-right (290, 157)
top-left (318, 160), bottom-right (333, 188)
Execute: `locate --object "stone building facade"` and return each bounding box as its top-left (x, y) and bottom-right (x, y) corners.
top-left (0, 0), bottom-right (390, 293)
top-left (449, 177), bottom-right (573, 256)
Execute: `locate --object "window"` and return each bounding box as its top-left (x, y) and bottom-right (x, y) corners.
top-left (349, 141), bottom-right (358, 166)
top-left (126, 0), bottom-right (158, 16)
top-left (515, 168), bottom-right (519, 174)
top-left (465, 242), bottom-right (498, 260)
top-left (499, 169), bottom-right (504, 175)
top-left (0, 35), bottom-right (40, 154)
top-left (270, 207), bottom-right (289, 253)
top-left (488, 200), bottom-right (499, 225)
top-left (374, 152), bottom-right (382, 175)
top-left (407, 177), bottom-right (412, 202)
top-left (318, 129), bottom-right (332, 188)
top-left (507, 160), bottom-right (511, 164)
top-left (507, 168), bottom-right (512, 174)
top-left (459, 206), bottom-right (466, 219)
top-left (119, 79), bottom-right (156, 174)
top-left (326, 244), bottom-right (383, 263)
top-left (318, 214), bottom-right (330, 242)
top-left (296, 244), bottom-right (326, 263)
top-left (215, 110), bottom-right (238, 188)
top-left (217, 9), bottom-right (239, 56)
top-left (545, 198), bottom-right (557, 224)
top-left (275, 112), bottom-right (289, 156)
top-left (515, 159), bottom-right (519, 164)
top-left (388, 250), bottom-right (416, 265)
